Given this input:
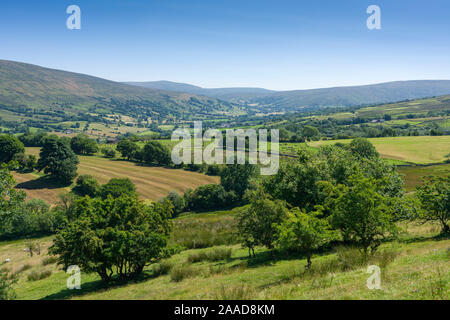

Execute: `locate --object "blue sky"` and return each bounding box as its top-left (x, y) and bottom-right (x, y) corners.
top-left (1, 0), bottom-right (449, 90)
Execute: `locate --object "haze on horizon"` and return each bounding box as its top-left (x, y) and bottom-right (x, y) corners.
top-left (1, 0), bottom-right (450, 91)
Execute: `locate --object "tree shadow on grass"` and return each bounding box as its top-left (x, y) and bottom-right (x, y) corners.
top-left (15, 175), bottom-right (70, 190)
top-left (41, 270), bottom-right (160, 300)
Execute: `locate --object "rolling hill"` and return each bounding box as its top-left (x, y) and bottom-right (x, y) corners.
top-left (0, 60), bottom-right (236, 123)
top-left (128, 80), bottom-right (450, 112)
top-left (125, 80), bottom-right (274, 102)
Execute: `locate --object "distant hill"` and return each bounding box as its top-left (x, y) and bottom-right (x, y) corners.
top-left (127, 80), bottom-right (450, 112)
top-left (125, 81), bottom-right (275, 102)
top-left (0, 60), bottom-right (235, 122)
top-left (249, 81), bottom-right (450, 111)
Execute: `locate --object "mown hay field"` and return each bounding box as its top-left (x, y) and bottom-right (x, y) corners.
top-left (12, 148), bottom-right (218, 203)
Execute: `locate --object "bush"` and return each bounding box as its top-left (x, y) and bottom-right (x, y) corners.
top-left (13, 153), bottom-right (37, 172)
top-left (160, 191), bottom-right (185, 217)
top-left (0, 269), bottom-right (16, 300)
top-left (73, 174), bottom-right (100, 197)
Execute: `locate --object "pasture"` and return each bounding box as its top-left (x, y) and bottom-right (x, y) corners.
top-left (1, 218), bottom-right (448, 300)
top-left (308, 136), bottom-right (450, 164)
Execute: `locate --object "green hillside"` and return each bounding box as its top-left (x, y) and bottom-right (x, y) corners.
top-left (0, 60), bottom-right (238, 124)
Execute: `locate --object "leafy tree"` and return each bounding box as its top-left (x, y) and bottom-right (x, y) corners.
top-left (277, 208), bottom-right (338, 269)
top-left (0, 165), bottom-right (27, 236)
top-left (236, 190), bottom-right (289, 255)
top-left (100, 178), bottom-right (136, 199)
top-left (416, 176), bottom-right (450, 234)
top-left (117, 139), bottom-right (139, 160)
top-left (329, 174), bottom-right (400, 255)
top-left (184, 184), bottom-right (229, 211)
top-left (12, 153), bottom-right (37, 172)
top-left (49, 195), bottom-right (173, 282)
top-left (302, 126), bottom-right (320, 141)
top-left (70, 134), bottom-right (99, 155)
top-left (141, 141), bottom-right (171, 165)
top-left (73, 175), bottom-right (100, 197)
top-left (349, 138), bottom-right (379, 159)
top-left (0, 135), bottom-right (25, 163)
top-left (160, 191), bottom-right (185, 217)
top-left (101, 147), bottom-right (116, 158)
top-left (220, 163), bottom-right (257, 201)
top-left (206, 164), bottom-right (221, 176)
top-left (37, 137), bottom-right (79, 184)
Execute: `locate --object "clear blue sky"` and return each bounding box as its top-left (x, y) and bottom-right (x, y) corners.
top-left (1, 0), bottom-right (449, 90)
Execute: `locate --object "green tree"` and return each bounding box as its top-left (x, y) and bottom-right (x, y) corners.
top-left (349, 138), bottom-right (379, 159)
top-left (100, 178), bottom-right (136, 199)
top-left (117, 139), bottom-right (139, 160)
top-left (160, 191), bottom-right (185, 217)
top-left (329, 174), bottom-right (400, 255)
top-left (73, 175), bottom-right (100, 197)
top-left (37, 137), bottom-right (79, 184)
top-left (236, 190), bottom-right (289, 255)
top-left (184, 184), bottom-right (229, 211)
top-left (0, 135), bottom-right (25, 163)
top-left (277, 208), bottom-right (337, 269)
top-left (302, 126), bottom-right (320, 142)
top-left (49, 195), bottom-right (173, 282)
top-left (0, 165), bottom-right (27, 236)
top-left (70, 134), bottom-right (99, 155)
top-left (416, 176), bottom-right (449, 234)
top-left (141, 141), bottom-right (171, 165)
top-left (220, 163), bottom-right (257, 201)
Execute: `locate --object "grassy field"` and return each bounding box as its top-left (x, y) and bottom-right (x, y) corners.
top-left (309, 136), bottom-right (450, 164)
top-left (1, 217), bottom-right (448, 300)
top-left (398, 164), bottom-right (450, 192)
top-left (12, 148), bottom-right (218, 203)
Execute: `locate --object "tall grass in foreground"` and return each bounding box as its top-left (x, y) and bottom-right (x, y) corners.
top-left (281, 246), bottom-right (400, 282)
top-left (170, 216), bottom-right (238, 249)
top-left (187, 247), bottom-right (232, 263)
